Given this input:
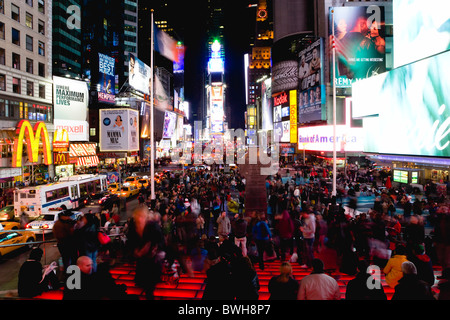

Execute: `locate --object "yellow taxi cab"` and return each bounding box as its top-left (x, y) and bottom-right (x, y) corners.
top-left (108, 183), bottom-right (121, 194)
top-left (1, 221), bottom-right (21, 230)
top-left (0, 229), bottom-right (36, 259)
top-left (137, 178), bottom-right (150, 189)
top-left (119, 184), bottom-right (140, 199)
top-left (123, 176), bottom-right (139, 187)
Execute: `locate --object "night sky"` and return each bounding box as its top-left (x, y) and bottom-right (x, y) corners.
top-left (169, 0), bottom-right (256, 130)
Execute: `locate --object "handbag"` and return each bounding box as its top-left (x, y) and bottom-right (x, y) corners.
top-left (98, 231), bottom-right (111, 245)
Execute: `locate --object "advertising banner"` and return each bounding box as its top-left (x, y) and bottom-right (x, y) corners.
top-left (393, 0), bottom-right (450, 68)
top-left (99, 109), bottom-right (139, 152)
top-left (128, 53), bottom-right (151, 95)
top-left (329, 6), bottom-right (386, 88)
top-left (98, 53), bottom-right (115, 104)
top-left (53, 76), bottom-right (89, 121)
top-left (298, 38), bottom-right (325, 122)
top-left (163, 111), bottom-right (177, 139)
top-left (352, 49), bottom-right (450, 157)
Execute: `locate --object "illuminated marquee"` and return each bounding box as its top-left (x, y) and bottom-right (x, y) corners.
top-left (289, 90), bottom-right (297, 144)
top-left (12, 120), bottom-right (52, 168)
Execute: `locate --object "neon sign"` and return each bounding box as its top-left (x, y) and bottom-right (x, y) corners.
top-left (12, 120), bottom-right (52, 168)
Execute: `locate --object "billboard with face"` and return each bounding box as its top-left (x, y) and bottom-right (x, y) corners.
top-left (330, 6), bottom-right (386, 88)
top-left (99, 109), bottom-right (139, 152)
top-left (128, 53), bottom-right (151, 95)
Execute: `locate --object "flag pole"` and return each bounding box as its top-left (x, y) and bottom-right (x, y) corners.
top-left (150, 9), bottom-right (156, 200)
top-left (332, 9), bottom-right (337, 197)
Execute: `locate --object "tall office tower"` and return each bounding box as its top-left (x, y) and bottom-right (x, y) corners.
top-left (81, 0), bottom-right (132, 95)
top-left (245, 0), bottom-right (273, 137)
top-left (123, 0), bottom-right (139, 78)
top-left (52, 0), bottom-right (82, 78)
top-left (0, 0), bottom-right (54, 130)
top-left (0, 0), bottom-right (54, 188)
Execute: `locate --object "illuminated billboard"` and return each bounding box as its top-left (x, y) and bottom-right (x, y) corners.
top-left (98, 53), bottom-right (115, 104)
top-left (329, 6), bottom-right (386, 88)
top-left (298, 38), bottom-right (325, 123)
top-left (261, 78), bottom-right (273, 131)
top-left (393, 0), bottom-right (450, 68)
top-left (209, 85), bottom-right (224, 133)
top-left (352, 49), bottom-right (450, 157)
top-left (99, 109), bottom-right (139, 152)
top-left (298, 125), bottom-right (364, 152)
top-left (162, 111), bottom-right (177, 139)
top-left (53, 76), bottom-right (89, 121)
top-left (128, 53), bottom-right (151, 95)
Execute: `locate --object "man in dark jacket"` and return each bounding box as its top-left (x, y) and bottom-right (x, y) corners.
top-left (392, 261), bottom-right (435, 300)
top-left (232, 213), bottom-right (248, 256)
top-left (345, 260), bottom-right (387, 300)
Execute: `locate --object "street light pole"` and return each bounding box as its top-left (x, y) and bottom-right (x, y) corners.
top-left (332, 9), bottom-right (337, 197)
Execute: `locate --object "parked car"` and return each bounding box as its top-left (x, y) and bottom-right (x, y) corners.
top-left (0, 205), bottom-right (14, 221)
top-left (0, 229), bottom-right (36, 260)
top-left (26, 210), bottom-right (83, 234)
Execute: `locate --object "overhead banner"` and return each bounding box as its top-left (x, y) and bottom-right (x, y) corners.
top-left (53, 76), bottom-right (89, 121)
top-left (99, 109), bottom-right (139, 152)
top-left (298, 38), bottom-right (325, 123)
top-left (98, 53), bottom-right (116, 104)
top-left (329, 6), bottom-right (386, 88)
top-left (352, 49), bottom-right (450, 157)
top-left (128, 53), bottom-right (151, 95)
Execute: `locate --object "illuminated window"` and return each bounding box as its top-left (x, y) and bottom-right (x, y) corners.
top-left (26, 12), bottom-right (33, 28)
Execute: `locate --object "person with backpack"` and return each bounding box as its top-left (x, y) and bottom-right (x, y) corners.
top-left (252, 213), bottom-right (272, 270)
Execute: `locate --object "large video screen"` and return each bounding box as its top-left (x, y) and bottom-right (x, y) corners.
top-left (393, 0), bottom-right (450, 68)
top-left (352, 49), bottom-right (450, 157)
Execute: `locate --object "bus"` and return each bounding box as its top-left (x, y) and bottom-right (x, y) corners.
top-left (14, 174), bottom-right (108, 218)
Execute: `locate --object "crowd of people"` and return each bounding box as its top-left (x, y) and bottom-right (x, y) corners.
top-left (16, 161), bottom-right (450, 300)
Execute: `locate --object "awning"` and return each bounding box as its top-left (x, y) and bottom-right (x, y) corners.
top-left (77, 156), bottom-right (99, 167)
top-left (69, 143), bottom-right (99, 167)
